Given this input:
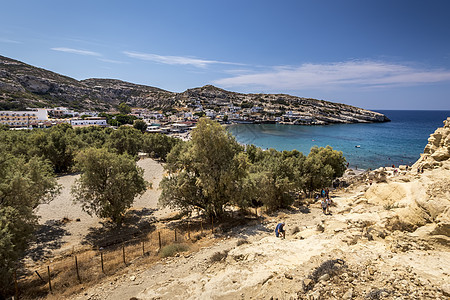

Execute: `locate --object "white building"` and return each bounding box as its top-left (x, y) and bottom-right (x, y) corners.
top-left (0, 108), bottom-right (48, 127)
top-left (70, 117), bottom-right (107, 127)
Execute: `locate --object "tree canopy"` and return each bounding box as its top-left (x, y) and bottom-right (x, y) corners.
top-left (0, 152), bottom-right (60, 294)
top-left (159, 118), bottom-right (248, 218)
top-left (133, 119), bottom-right (148, 133)
top-left (118, 102), bottom-right (131, 114)
top-left (71, 148), bottom-right (147, 225)
top-left (159, 119), bottom-right (347, 216)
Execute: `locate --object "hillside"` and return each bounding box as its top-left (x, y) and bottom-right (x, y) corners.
top-left (0, 55), bottom-right (175, 111)
top-left (0, 55), bottom-right (389, 124)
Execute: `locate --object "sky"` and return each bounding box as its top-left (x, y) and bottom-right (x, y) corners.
top-left (1, 0), bottom-right (450, 110)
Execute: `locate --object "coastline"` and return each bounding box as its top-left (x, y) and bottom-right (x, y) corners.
top-left (226, 111), bottom-right (450, 170)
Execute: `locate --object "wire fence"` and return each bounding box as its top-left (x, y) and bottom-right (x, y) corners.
top-left (14, 219), bottom-right (215, 299)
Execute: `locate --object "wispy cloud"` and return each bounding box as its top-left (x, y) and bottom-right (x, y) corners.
top-left (0, 38), bottom-right (21, 44)
top-left (214, 60), bottom-right (450, 90)
top-left (98, 58), bottom-right (126, 64)
top-left (51, 47), bottom-right (101, 57)
top-left (123, 51), bottom-right (244, 68)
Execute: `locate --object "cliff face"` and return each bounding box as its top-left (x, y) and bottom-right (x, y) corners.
top-left (413, 117), bottom-right (450, 170)
top-left (0, 55), bottom-right (390, 124)
top-left (363, 117), bottom-right (450, 246)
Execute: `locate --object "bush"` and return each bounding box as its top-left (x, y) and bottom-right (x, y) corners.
top-left (159, 243), bottom-right (189, 257)
top-left (210, 250), bottom-right (229, 262)
top-left (236, 239), bottom-right (250, 246)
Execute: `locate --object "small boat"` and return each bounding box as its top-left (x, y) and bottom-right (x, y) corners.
top-left (355, 145), bottom-right (361, 148)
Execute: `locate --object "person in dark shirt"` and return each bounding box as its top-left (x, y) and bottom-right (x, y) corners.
top-left (275, 222), bottom-right (285, 239)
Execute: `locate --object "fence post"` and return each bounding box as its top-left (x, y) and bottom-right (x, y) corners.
top-left (158, 231), bottom-right (162, 250)
top-left (35, 270), bottom-right (45, 283)
top-left (122, 245), bottom-right (126, 265)
top-left (255, 207), bottom-right (258, 218)
top-left (142, 240), bottom-right (145, 256)
top-left (14, 270), bottom-right (19, 300)
top-left (101, 251), bottom-right (104, 274)
top-left (174, 228), bottom-right (177, 242)
top-left (200, 219), bottom-right (203, 234)
top-left (47, 266), bottom-right (52, 293)
top-left (75, 255), bottom-right (81, 283)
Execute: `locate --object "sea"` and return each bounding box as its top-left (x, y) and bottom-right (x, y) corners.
top-left (227, 110), bottom-right (450, 170)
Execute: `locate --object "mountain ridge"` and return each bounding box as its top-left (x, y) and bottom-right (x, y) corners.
top-left (0, 55), bottom-right (389, 124)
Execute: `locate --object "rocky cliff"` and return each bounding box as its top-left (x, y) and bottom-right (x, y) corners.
top-left (363, 117), bottom-right (450, 246)
top-left (0, 55), bottom-right (390, 124)
top-left (412, 117), bottom-right (450, 170)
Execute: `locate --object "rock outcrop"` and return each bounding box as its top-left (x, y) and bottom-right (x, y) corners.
top-left (363, 117), bottom-right (450, 245)
top-left (413, 117), bottom-right (450, 170)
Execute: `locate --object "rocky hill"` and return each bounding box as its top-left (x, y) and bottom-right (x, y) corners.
top-left (0, 55), bottom-right (390, 124)
top-left (0, 55), bottom-right (175, 111)
top-left (177, 85), bottom-right (389, 124)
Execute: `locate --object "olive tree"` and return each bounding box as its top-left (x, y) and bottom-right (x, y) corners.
top-left (298, 146), bottom-right (346, 196)
top-left (0, 153), bottom-right (60, 295)
top-left (71, 148), bottom-right (147, 225)
top-left (159, 118), bottom-right (248, 218)
top-left (133, 119), bottom-right (148, 133)
top-left (118, 102), bottom-right (131, 114)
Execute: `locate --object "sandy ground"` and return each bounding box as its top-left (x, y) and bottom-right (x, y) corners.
top-left (67, 165), bottom-right (450, 300)
top-left (26, 158), bottom-right (167, 265)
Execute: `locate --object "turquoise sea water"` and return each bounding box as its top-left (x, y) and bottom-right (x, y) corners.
top-left (227, 110), bottom-right (450, 170)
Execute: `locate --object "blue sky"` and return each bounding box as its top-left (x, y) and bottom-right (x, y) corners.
top-left (1, 0), bottom-right (450, 110)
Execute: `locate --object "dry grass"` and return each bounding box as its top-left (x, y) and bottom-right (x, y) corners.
top-left (17, 227), bottom-right (200, 299)
top-left (15, 214), bottom-right (251, 299)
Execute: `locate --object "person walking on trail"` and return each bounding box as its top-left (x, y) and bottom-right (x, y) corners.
top-left (275, 222), bottom-right (285, 239)
top-left (326, 196), bottom-right (332, 214)
top-left (321, 198), bottom-right (327, 215)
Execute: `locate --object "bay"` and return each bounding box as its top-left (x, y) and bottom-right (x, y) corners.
top-left (227, 110), bottom-right (450, 170)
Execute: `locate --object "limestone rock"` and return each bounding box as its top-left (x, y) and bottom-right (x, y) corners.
top-left (413, 117), bottom-right (450, 170)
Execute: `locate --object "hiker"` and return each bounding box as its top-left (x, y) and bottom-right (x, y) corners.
top-left (325, 188), bottom-right (329, 199)
top-left (326, 197), bottom-right (332, 214)
top-left (275, 222), bottom-right (285, 239)
top-left (321, 188), bottom-right (326, 198)
top-left (321, 198), bottom-right (327, 215)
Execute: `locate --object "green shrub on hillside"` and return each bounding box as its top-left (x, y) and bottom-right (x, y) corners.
top-left (159, 243), bottom-right (189, 257)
